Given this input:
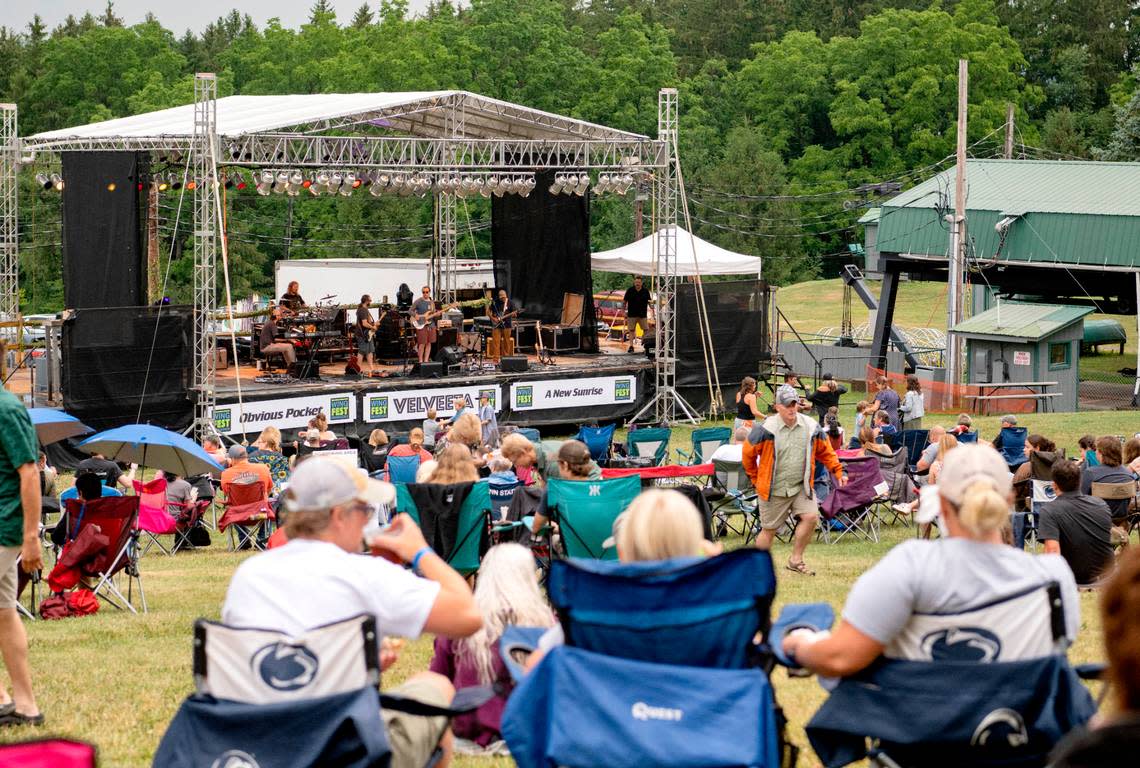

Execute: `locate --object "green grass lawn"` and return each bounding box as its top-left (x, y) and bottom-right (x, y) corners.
top-left (0, 420), bottom-right (1118, 766)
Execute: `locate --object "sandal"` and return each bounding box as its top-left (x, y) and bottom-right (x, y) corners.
top-left (0, 710), bottom-right (44, 727)
top-left (786, 559), bottom-right (816, 576)
top-left (0, 703), bottom-right (12, 717)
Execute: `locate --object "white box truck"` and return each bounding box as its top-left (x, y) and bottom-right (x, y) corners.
top-left (274, 258), bottom-right (498, 306)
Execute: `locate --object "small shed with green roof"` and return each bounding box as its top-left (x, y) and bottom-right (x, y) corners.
top-left (949, 301), bottom-right (1093, 412)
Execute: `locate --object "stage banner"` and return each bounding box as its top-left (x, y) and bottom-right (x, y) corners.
top-left (510, 375), bottom-right (637, 412)
top-left (211, 393), bottom-right (356, 436)
top-left (363, 384), bottom-right (503, 424)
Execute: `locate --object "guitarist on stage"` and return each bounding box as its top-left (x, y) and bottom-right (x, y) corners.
top-left (488, 288), bottom-right (518, 361)
top-left (355, 294), bottom-right (378, 376)
top-left (411, 286), bottom-right (439, 364)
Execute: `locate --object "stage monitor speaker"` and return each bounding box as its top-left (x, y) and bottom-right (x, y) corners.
top-left (289, 361), bottom-right (321, 380)
top-left (500, 355), bottom-right (529, 373)
top-left (417, 361), bottom-right (444, 378)
top-left (435, 346), bottom-right (465, 368)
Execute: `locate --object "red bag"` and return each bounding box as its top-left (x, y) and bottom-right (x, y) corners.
top-left (38, 589), bottom-right (100, 620)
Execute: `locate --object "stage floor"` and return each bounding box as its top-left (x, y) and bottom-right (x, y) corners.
top-left (215, 338), bottom-right (652, 398)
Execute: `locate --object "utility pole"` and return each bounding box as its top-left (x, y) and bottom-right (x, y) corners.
top-left (947, 59), bottom-right (968, 387)
top-left (1004, 103), bottom-right (1015, 159)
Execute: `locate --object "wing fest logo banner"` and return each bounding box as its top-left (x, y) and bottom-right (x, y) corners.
top-left (511, 376), bottom-right (637, 411)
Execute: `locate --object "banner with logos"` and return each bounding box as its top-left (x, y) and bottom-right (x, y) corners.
top-left (510, 375), bottom-right (636, 412)
top-left (211, 393), bottom-right (356, 436)
top-left (363, 384), bottom-right (502, 424)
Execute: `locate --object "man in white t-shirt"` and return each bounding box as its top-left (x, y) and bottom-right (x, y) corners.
top-left (222, 457), bottom-right (482, 768)
top-left (709, 426), bottom-right (750, 464)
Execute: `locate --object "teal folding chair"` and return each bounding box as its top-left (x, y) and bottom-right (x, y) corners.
top-left (545, 476), bottom-right (641, 560)
top-left (395, 480), bottom-right (490, 575)
top-left (626, 427), bottom-right (672, 466)
top-left (676, 426), bottom-right (731, 465)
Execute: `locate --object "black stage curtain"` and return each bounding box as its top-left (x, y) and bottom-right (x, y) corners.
top-left (491, 170), bottom-right (598, 352)
top-left (61, 151), bottom-right (147, 309)
top-left (677, 280), bottom-right (770, 411)
top-left (61, 306), bottom-right (193, 431)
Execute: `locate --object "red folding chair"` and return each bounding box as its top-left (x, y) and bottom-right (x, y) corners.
top-left (171, 499), bottom-right (211, 553)
top-left (0, 738), bottom-right (96, 767)
top-left (62, 496), bottom-right (145, 613)
top-left (219, 482), bottom-right (275, 551)
top-left (133, 477), bottom-right (178, 556)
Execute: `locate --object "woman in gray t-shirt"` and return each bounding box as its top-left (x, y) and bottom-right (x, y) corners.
top-left (782, 443), bottom-right (1079, 676)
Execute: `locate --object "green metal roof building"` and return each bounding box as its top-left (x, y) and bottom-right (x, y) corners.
top-left (949, 301), bottom-right (1094, 412)
top-left (866, 159), bottom-right (1140, 313)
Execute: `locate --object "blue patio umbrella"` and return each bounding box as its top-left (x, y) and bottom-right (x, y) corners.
top-left (27, 407), bottom-right (94, 445)
top-left (78, 424), bottom-right (223, 477)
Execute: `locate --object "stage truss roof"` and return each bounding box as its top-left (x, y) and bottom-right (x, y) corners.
top-left (24, 91), bottom-right (659, 169)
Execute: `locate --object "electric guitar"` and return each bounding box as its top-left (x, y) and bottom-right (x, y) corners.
top-left (363, 309), bottom-right (387, 342)
top-left (411, 303), bottom-right (457, 330)
top-left (490, 308), bottom-right (519, 329)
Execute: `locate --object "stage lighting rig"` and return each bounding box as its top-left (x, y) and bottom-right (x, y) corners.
top-left (256, 170), bottom-right (274, 196)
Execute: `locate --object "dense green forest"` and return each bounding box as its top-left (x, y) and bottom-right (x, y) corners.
top-left (5, 0), bottom-right (1140, 311)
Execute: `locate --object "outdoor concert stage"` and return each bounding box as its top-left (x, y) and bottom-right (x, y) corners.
top-left (207, 339), bottom-right (653, 439)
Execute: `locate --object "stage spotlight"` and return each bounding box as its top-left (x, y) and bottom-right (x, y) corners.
top-left (328, 172), bottom-right (344, 194)
top-left (35, 173), bottom-right (51, 190)
top-left (574, 173), bottom-right (590, 196)
top-left (157, 176), bottom-right (170, 192)
top-left (619, 173), bottom-right (634, 194)
top-left (107, 182), bottom-right (117, 192)
top-left (519, 178), bottom-right (535, 198)
top-left (370, 173), bottom-right (385, 197)
top-left (256, 170), bottom-right (274, 196)
top-left (171, 174), bottom-right (183, 191)
top-left (272, 171), bottom-right (289, 194)
top-left (286, 171), bottom-right (304, 196)
top-left (185, 180), bottom-right (197, 190)
top-left (339, 172), bottom-right (356, 197)
top-left (350, 173), bottom-right (362, 189)
top-left (475, 176), bottom-right (489, 198)
top-left (549, 173), bottom-right (565, 195)
top-left (50, 173), bottom-right (65, 191)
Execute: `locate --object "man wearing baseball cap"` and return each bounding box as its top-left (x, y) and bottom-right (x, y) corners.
top-left (742, 384), bottom-right (846, 576)
top-left (222, 456), bottom-right (482, 768)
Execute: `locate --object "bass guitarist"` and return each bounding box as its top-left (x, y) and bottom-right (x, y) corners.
top-left (488, 288), bottom-right (518, 361)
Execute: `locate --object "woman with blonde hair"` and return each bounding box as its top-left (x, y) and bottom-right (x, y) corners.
top-left (858, 426), bottom-right (892, 458)
top-left (429, 443), bottom-right (480, 484)
top-left (430, 543), bottom-right (554, 749)
top-left (782, 443), bottom-right (1080, 677)
top-left (361, 428), bottom-right (390, 474)
top-left (251, 426), bottom-right (281, 454)
top-left (447, 412), bottom-right (484, 453)
top-left (499, 433), bottom-right (540, 486)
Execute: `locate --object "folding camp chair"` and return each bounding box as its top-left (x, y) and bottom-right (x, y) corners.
top-left (545, 475), bottom-right (641, 560)
top-left (956, 430), bottom-right (979, 444)
top-left (0, 739), bottom-right (97, 767)
top-left (395, 481), bottom-right (490, 575)
top-left (1011, 479), bottom-right (1057, 551)
top-left (487, 477), bottom-right (521, 528)
top-left (154, 614), bottom-right (491, 768)
top-left (626, 427), bottom-right (672, 466)
top-left (171, 499), bottom-right (211, 553)
top-left (994, 426), bottom-right (1029, 469)
top-left (899, 429), bottom-right (929, 471)
top-left (63, 496), bottom-right (145, 613)
top-left (874, 448), bottom-right (917, 526)
top-left (676, 426), bottom-right (732, 465)
top-left (515, 427), bottom-right (541, 443)
top-left (804, 582), bottom-right (1095, 768)
top-left (819, 456), bottom-right (886, 543)
top-left (575, 424), bottom-right (616, 465)
top-left (706, 458), bottom-right (760, 543)
top-left (133, 477), bottom-right (179, 556)
top-left (219, 481), bottom-right (275, 552)
top-left (386, 454), bottom-right (421, 484)
top-left (500, 550), bottom-right (834, 768)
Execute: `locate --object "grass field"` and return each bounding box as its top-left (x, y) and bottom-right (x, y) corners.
top-left (775, 278), bottom-right (1138, 383)
top-left (0, 419), bottom-right (1118, 766)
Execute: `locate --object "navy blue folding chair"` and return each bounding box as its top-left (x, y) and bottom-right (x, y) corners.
top-left (956, 430), bottom-right (979, 444)
top-left (575, 424), bottom-right (616, 464)
top-left (900, 429), bottom-right (929, 471)
top-left (995, 426), bottom-right (1029, 469)
top-left (501, 550), bottom-right (833, 768)
top-left (515, 427), bottom-right (541, 443)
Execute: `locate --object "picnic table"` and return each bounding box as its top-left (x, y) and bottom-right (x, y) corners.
top-left (964, 381), bottom-right (1059, 414)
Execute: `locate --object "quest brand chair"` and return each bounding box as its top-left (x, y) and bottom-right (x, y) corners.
top-left (899, 429), bottom-right (930, 472)
top-left (386, 454), bottom-right (421, 484)
top-left (994, 426), bottom-right (1030, 470)
top-left (544, 475), bottom-right (641, 560)
top-left (501, 549), bottom-right (834, 768)
top-left (153, 613), bottom-right (492, 768)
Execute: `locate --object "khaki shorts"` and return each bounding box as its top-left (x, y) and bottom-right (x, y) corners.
top-left (627, 317), bottom-right (648, 338)
top-left (758, 491), bottom-right (818, 531)
top-left (0, 547), bottom-right (19, 609)
top-left (382, 677), bottom-right (450, 768)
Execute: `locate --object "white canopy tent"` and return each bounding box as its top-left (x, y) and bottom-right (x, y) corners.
top-left (591, 226), bottom-right (762, 277)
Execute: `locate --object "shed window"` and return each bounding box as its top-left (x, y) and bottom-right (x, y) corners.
top-left (1049, 342), bottom-right (1070, 370)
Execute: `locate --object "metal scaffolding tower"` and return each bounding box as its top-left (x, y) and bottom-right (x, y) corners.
top-left (191, 74), bottom-right (219, 438)
top-left (433, 97), bottom-right (464, 303)
top-left (632, 89), bottom-right (699, 426)
top-left (0, 104), bottom-right (17, 337)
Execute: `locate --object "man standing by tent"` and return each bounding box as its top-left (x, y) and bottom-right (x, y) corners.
top-left (0, 389), bottom-right (43, 726)
top-left (623, 275), bottom-right (651, 353)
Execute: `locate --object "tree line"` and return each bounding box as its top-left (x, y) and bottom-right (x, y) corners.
top-left (4, 0), bottom-right (1140, 311)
